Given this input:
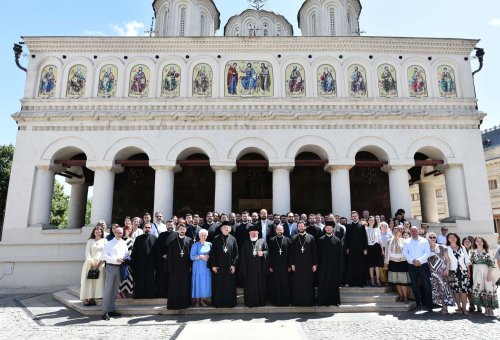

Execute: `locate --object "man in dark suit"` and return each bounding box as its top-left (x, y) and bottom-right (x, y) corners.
top-left (255, 208), bottom-right (275, 243)
top-left (282, 212), bottom-right (297, 238)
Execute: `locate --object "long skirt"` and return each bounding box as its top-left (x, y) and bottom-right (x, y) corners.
top-left (472, 263), bottom-right (499, 309)
top-left (387, 260), bottom-right (411, 285)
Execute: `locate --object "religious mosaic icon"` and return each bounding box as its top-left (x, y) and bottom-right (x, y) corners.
top-left (129, 64), bottom-right (150, 97)
top-left (98, 64), bottom-right (118, 98)
top-left (377, 64), bottom-right (397, 98)
top-left (66, 64), bottom-right (87, 98)
top-left (348, 64), bottom-right (367, 97)
top-left (317, 64), bottom-right (336, 97)
top-left (286, 63), bottom-right (305, 97)
top-left (38, 65), bottom-right (57, 98)
top-left (162, 64), bottom-right (181, 97)
top-left (225, 61), bottom-right (273, 97)
top-left (437, 65), bottom-right (457, 98)
top-left (408, 65), bottom-right (427, 97)
top-left (193, 63), bottom-right (212, 97)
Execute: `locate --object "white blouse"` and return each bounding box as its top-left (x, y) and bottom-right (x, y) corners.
top-left (366, 227), bottom-right (381, 246)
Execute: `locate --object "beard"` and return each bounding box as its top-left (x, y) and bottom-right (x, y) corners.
top-left (250, 236), bottom-right (258, 241)
top-left (276, 232), bottom-right (283, 237)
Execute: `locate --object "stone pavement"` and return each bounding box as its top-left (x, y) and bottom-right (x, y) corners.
top-left (0, 291), bottom-right (499, 340)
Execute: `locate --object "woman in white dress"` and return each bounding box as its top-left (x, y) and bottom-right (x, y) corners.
top-left (80, 225), bottom-right (107, 306)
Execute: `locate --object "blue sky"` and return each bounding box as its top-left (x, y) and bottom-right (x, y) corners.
top-left (1, 0), bottom-right (499, 146)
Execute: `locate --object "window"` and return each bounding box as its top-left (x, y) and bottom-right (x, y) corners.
top-left (200, 15), bottom-right (205, 36)
top-left (329, 9), bottom-right (335, 35)
top-left (347, 11), bottom-right (352, 34)
top-left (489, 179), bottom-right (498, 190)
top-left (180, 7), bottom-right (186, 36)
top-left (312, 13), bottom-right (317, 36)
top-left (411, 193), bottom-right (420, 201)
top-left (264, 29), bottom-right (268, 36)
top-left (435, 189), bottom-right (443, 198)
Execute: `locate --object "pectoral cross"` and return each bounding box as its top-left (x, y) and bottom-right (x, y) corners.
top-left (224, 247), bottom-right (228, 253)
top-left (180, 250), bottom-right (184, 257)
top-left (301, 246), bottom-right (305, 253)
top-left (279, 249), bottom-right (282, 255)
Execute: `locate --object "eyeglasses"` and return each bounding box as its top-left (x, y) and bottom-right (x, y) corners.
top-left (428, 236), bottom-right (436, 239)
top-left (156, 216), bottom-right (162, 218)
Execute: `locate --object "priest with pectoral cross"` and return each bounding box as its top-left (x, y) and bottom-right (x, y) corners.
top-left (290, 221), bottom-right (317, 306)
top-left (268, 224), bottom-right (292, 306)
top-left (239, 224), bottom-right (268, 307)
top-left (167, 223), bottom-right (193, 310)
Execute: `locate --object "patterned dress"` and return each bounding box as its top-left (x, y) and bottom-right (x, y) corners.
top-left (428, 244), bottom-right (455, 306)
top-left (449, 247), bottom-right (471, 293)
top-left (118, 236), bottom-right (134, 295)
top-left (470, 249), bottom-right (499, 309)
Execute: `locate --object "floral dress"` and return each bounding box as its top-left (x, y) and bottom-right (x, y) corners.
top-left (449, 247), bottom-right (471, 293)
top-left (470, 249), bottom-right (499, 309)
top-left (428, 244), bottom-right (455, 306)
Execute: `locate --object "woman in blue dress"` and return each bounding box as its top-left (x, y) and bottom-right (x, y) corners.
top-left (190, 229), bottom-right (212, 306)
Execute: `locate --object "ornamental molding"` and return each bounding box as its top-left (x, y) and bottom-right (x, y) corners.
top-left (22, 36), bottom-right (479, 55)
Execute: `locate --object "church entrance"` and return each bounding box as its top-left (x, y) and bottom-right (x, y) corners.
top-left (290, 152), bottom-right (331, 214)
top-left (173, 153), bottom-right (215, 217)
top-left (232, 153), bottom-right (272, 213)
top-left (112, 153), bottom-right (154, 222)
top-left (350, 151), bottom-right (391, 217)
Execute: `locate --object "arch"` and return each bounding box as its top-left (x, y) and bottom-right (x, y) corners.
top-left (41, 137), bottom-right (96, 162)
top-left (227, 137), bottom-right (278, 161)
top-left (346, 136), bottom-right (398, 161)
top-left (285, 135), bottom-right (338, 161)
top-left (104, 137), bottom-right (158, 161)
top-left (406, 137), bottom-right (455, 161)
top-left (166, 137), bottom-right (219, 161)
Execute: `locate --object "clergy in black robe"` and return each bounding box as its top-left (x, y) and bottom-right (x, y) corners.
top-left (268, 224), bottom-right (292, 306)
top-left (306, 223), bottom-right (323, 243)
top-left (234, 212), bottom-right (252, 251)
top-left (290, 221), bottom-right (317, 306)
top-left (345, 211), bottom-right (368, 287)
top-left (185, 224), bottom-right (201, 243)
top-left (209, 222), bottom-right (239, 307)
top-left (153, 223), bottom-right (176, 298)
top-left (239, 225), bottom-right (268, 307)
top-left (167, 224), bottom-right (193, 310)
top-left (317, 221), bottom-right (343, 306)
top-left (131, 223), bottom-right (157, 299)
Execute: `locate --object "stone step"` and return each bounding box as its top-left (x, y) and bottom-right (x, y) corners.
top-left (54, 289), bottom-right (415, 316)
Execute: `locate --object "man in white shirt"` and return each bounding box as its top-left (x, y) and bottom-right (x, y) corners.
top-left (436, 226), bottom-right (448, 245)
top-left (403, 226), bottom-right (433, 313)
top-left (101, 227), bottom-right (129, 320)
top-left (152, 211), bottom-right (167, 235)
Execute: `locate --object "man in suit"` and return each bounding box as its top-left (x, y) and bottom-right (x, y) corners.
top-left (256, 208), bottom-right (275, 243)
top-left (282, 212), bottom-right (297, 238)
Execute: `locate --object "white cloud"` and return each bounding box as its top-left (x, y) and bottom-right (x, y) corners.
top-left (489, 18), bottom-right (500, 27)
top-left (84, 30), bottom-right (106, 36)
top-left (110, 21), bottom-right (145, 36)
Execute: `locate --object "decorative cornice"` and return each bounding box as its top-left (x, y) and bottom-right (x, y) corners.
top-left (22, 36), bottom-right (479, 55)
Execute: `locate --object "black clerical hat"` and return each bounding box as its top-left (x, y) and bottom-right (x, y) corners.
top-left (325, 221), bottom-right (335, 227)
top-left (221, 221), bottom-right (231, 226)
top-left (248, 225), bottom-right (259, 232)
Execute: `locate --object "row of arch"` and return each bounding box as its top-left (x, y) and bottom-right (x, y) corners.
top-left (42, 135), bottom-right (456, 166)
top-left (35, 56), bottom-right (463, 99)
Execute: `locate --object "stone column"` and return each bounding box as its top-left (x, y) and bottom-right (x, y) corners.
top-left (271, 166), bottom-right (293, 214)
top-left (419, 178), bottom-right (439, 223)
top-left (152, 166), bottom-right (176, 219)
top-left (29, 165), bottom-right (56, 227)
top-left (326, 165), bottom-right (353, 219)
top-left (213, 166), bottom-right (234, 214)
top-left (89, 166), bottom-right (118, 226)
top-left (387, 165), bottom-right (413, 218)
top-left (443, 164), bottom-right (470, 219)
top-left (67, 179), bottom-right (89, 229)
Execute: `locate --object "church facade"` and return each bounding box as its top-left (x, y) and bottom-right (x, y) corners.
top-left (0, 0), bottom-right (494, 288)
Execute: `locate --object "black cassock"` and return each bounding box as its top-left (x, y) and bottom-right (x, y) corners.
top-left (153, 230), bottom-right (176, 298)
top-left (268, 235), bottom-right (291, 306)
top-left (131, 233), bottom-right (157, 299)
top-left (290, 233), bottom-right (317, 306)
top-left (239, 239), bottom-right (268, 307)
top-left (167, 235), bottom-right (193, 310)
top-left (209, 234), bottom-right (239, 307)
top-left (345, 222), bottom-right (368, 287)
top-left (317, 234), bottom-right (343, 306)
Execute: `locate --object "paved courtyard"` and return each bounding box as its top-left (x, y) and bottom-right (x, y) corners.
top-left (0, 290), bottom-right (499, 340)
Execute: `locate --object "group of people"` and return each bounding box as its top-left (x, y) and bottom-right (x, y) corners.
top-left (78, 209), bottom-right (500, 321)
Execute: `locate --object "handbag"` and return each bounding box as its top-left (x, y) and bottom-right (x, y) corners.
top-left (87, 268), bottom-right (100, 279)
top-left (446, 271), bottom-right (456, 283)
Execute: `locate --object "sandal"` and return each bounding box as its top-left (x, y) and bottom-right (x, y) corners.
top-left (403, 298), bottom-right (409, 304)
top-left (83, 300), bottom-right (91, 307)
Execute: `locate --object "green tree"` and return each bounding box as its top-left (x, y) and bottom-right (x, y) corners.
top-left (50, 181), bottom-right (69, 228)
top-left (85, 198), bottom-right (92, 225)
top-left (0, 144), bottom-right (14, 230)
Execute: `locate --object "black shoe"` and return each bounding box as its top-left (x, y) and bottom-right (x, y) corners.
top-left (108, 311), bottom-right (121, 317)
top-left (101, 313), bottom-right (110, 321)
